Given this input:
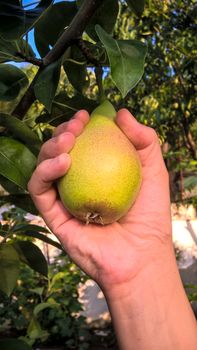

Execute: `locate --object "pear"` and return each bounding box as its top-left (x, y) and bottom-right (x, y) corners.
top-left (57, 100), bottom-right (142, 225)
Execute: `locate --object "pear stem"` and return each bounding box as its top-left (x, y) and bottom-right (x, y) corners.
top-left (95, 65), bottom-right (105, 103)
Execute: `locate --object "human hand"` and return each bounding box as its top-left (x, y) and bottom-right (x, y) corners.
top-left (28, 109), bottom-right (172, 294)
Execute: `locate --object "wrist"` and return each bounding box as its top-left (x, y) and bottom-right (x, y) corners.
top-left (103, 239), bottom-right (175, 301)
top-left (103, 243), bottom-right (197, 350)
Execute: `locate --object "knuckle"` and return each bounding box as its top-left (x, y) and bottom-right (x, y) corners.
top-left (35, 162), bottom-right (50, 185)
top-left (41, 136), bottom-right (59, 153)
top-left (146, 127), bottom-right (160, 147)
top-left (53, 122), bottom-right (68, 136)
top-left (164, 166), bottom-right (169, 181)
top-left (69, 118), bottom-right (83, 129)
top-left (39, 142), bottom-right (45, 155)
top-left (60, 131), bottom-right (74, 140)
top-left (51, 136), bottom-right (62, 153)
top-left (36, 161), bottom-right (45, 175)
top-left (54, 132), bottom-right (74, 151)
top-left (68, 119), bottom-right (78, 128)
top-left (39, 139), bottom-right (52, 155)
top-left (27, 176), bottom-right (34, 193)
top-left (149, 127), bottom-right (158, 141)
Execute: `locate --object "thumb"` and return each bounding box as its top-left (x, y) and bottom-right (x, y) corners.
top-left (116, 109), bottom-right (167, 172)
top-left (116, 108), bottom-right (157, 150)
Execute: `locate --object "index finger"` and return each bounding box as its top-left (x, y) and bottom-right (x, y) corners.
top-left (53, 110), bottom-right (90, 137)
top-left (28, 154), bottom-right (72, 229)
top-left (116, 109), bottom-right (167, 172)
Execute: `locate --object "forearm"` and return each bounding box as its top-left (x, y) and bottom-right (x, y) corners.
top-left (104, 244), bottom-right (197, 350)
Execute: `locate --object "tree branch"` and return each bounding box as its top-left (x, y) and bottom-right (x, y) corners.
top-left (16, 52), bottom-right (43, 67)
top-left (77, 38), bottom-right (105, 101)
top-left (13, 0), bottom-right (104, 119)
top-left (77, 38), bottom-right (99, 66)
top-left (95, 65), bottom-right (104, 102)
top-left (43, 0), bottom-right (103, 66)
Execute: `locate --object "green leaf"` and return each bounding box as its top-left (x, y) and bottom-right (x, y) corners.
top-left (13, 241), bottom-right (48, 277)
top-left (0, 37), bottom-right (18, 63)
top-left (77, 0), bottom-right (119, 41)
top-left (63, 41), bottom-right (108, 91)
top-left (33, 301), bottom-right (58, 317)
top-left (0, 174), bottom-right (25, 194)
top-left (12, 223), bottom-right (62, 250)
top-left (0, 243), bottom-right (20, 296)
top-left (0, 338), bottom-right (32, 350)
top-left (96, 25), bottom-right (147, 97)
top-left (27, 317), bottom-right (49, 343)
top-left (0, 36), bottom-right (35, 63)
top-left (13, 223), bottom-right (50, 234)
top-left (126, 0), bottom-right (145, 16)
top-left (0, 113), bottom-right (42, 156)
top-left (34, 59), bottom-right (62, 112)
top-left (29, 287), bottom-right (44, 297)
top-left (20, 231), bottom-right (63, 250)
top-left (64, 41), bottom-right (108, 67)
top-left (50, 271), bottom-right (67, 289)
top-left (0, 0), bottom-right (53, 40)
top-left (184, 176), bottom-right (197, 191)
top-left (34, 1), bottom-right (77, 57)
top-left (0, 194), bottom-right (38, 215)
top-left (37, 92), bottom-right (97, 126)
top-left (0, 64), bottom-right (28, 101)
top-left (64, 61), bottom-right (87, 93)
top-left (63, 46), bottom-right (88, 93)
top-left (0, 137), bottom-right (36, 190)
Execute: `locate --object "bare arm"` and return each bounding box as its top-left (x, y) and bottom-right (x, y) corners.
top-left (105, 246), bottom-right (197, 350)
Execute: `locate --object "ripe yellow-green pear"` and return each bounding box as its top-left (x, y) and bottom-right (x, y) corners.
top-left (57, 100), bottom-right (142, 225)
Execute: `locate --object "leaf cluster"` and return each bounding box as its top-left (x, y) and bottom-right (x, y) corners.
top-left (0, 253), bottom-right (89, 349)
top-left (0, 0), bottom-right (147, 212)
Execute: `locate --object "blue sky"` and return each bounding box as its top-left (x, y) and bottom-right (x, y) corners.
top-left (22, 0), bottom-right (68, 58)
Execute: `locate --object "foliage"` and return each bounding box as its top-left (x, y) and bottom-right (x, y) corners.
top-left (0, 206), bottom-right (89, 347)
top-left (0, 198), bottom-right (90, 349)
top-left (0, 0), bottom-right (149, 217)
top-left (0, 255), bottom-right (89, 349)
top-left (111, 0), bottom-right (197, 201)
top-left (186, 284), bottom-right (197, 302)
top-left (0, 0), bottom-right (148, 298)
top-left (0, 205), bottom-right (63, 295)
